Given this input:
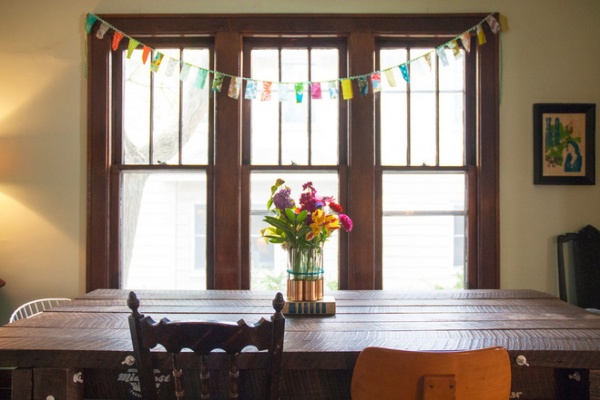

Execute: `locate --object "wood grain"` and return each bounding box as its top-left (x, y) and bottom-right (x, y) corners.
top-left (1, 289), bottom-right (600, 399)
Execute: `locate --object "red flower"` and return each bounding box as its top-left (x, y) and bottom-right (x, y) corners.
top-left (329, 201), bottom-right (343, 213)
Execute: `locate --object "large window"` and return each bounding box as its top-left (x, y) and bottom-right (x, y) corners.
top-left (87, 14), bottom-right (500, 291)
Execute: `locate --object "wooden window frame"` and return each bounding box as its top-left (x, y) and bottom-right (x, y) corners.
top-left (87, 14), bottom-right (499, 291)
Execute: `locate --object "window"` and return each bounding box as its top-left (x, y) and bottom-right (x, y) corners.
top-left (87, 14), bottom-right (500, 291)
top-left (378, 43), bottom-right (467, 289)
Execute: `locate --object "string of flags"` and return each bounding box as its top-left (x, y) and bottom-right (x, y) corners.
top-left (85, 13), bottom-right (507, 102)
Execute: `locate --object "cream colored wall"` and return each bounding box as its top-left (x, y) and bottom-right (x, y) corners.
top-left (0, 0), bottom-right (599, 324)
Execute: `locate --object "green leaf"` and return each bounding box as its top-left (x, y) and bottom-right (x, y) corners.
top-left (263, 216), bottom-right (295, 237)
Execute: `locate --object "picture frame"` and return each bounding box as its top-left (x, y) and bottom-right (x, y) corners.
top-left (533, 103), bottom-right (596, 185)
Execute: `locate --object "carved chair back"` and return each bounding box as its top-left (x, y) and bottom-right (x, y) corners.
top-left (127, 291), bottom-right (285, 400)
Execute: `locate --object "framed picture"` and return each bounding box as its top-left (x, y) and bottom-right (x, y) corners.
top-left (533, 103), bottom-right (596, 185)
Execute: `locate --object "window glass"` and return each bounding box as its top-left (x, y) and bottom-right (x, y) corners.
top-left (123, 48), bottom-right (210, 165)
top-left (250, 172), bottom-right (339, 291)
top-left (121, 171), bottom-right (207, 290)
top-left (382, 173), bottom-right (466, 290)
top-left (120, 45), bottom-right (210, 290)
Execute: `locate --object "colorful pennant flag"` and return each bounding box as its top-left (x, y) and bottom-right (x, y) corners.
top-left (150, 52), bottom-right (164, 72)
top-left (399, 64), bottom-right (410, 83)
top-left (499, 14), bottom-right (510, 32)
top-left (112, 31), bottom-right (124, 51)
top-left (164, 58), bottom-right (178, 77)
top-left (141, 46), bottom-right (151, 64)
top-left (195, 68), bottom-right (208, 89)
top-left (436, 47), bottom-right (449, 67)
top-left (212, 72), bottom-right (224, 92)
top-left (477, 25), bottom-right (487, 45)
top-left (422, 53), bottom-right (433, 71)
top-left (448, 40), bottom-right (462, 59)
top-left (261, 81), bottom-right (272, 101)
top-left (85, 14), bottom-right (98, 33)
top-left (460, 32), bottom-right (472, 53)
top-left (371, 72), bottom-right (381, 93)
top-left (328, 81), bottom-right (338, 100)
top-left (295, 83), bottom-right (304, 103)
top-left (228, 77), bottom-right (242, 99)
top-left (487, 15), bottom-right (501, 34)
top-left (384, 69), bottom-right (397, 87)
top-left (126, 39), bottom-right (140, 59)
top-left (96, 22), bottom-right (110, 39)
top-left (245, 80), bottom-right (258, 100)
top-left (341, 79), bottom-right (353, 100)
top-left (311, 83), bottom-right (322, 100)
top-left (358, 76), bottom-right (369, 96)
top-left (180, 63), bottom-right (191, 82)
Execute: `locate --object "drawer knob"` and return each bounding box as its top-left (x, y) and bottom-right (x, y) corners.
top-left (122, 355), bottom-right (136, 366)
top-left (516, 355), bottom-right (529, 367)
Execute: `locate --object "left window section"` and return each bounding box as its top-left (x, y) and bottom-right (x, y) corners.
top-left (117, 44), bottom-right (213, 289)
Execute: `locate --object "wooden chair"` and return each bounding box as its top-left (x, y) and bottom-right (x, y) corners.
top-left (557, 224), bottom-right (600, 312)
top-left (351, 346), bottom-right (511, 400)
top-left (127, 291), bottom-right (285, 400)
top-left (9, 298), bottom-right (71, 323)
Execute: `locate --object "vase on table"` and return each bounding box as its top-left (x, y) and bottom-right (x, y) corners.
top-left (286, 245), bottom-right (324, 301)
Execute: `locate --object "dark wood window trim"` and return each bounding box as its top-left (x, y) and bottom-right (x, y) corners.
top-left (87, 14), bottom-right (499, 291)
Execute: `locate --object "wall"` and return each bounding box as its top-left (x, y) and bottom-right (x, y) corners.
top-left (0, 0), bottom-right (599, 324)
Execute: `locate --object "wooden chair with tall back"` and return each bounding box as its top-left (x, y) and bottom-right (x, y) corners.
top-left (557, 224), bottom-right (600, 312)
top-left (127, 291), bottom-right (286, 400)
top-left (351, 346), bottom-right (511, 400)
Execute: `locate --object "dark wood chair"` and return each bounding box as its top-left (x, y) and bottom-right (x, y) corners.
top-left (351, 346), bottom-right (511, 400)
top-left (127, 291), bottom-right (285, 400)
top-left (557, 224), bottom-right (600, 312)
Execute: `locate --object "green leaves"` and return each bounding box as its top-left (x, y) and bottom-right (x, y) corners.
top-left (262, 208), bottom-right (312, 247)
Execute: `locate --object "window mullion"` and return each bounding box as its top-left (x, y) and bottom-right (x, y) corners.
top-left (435, 50), bottom-right (441, 167)
top-left (149, 62), bottom-right (155, 165)
top-left (178, 48), bottom-right (183, 165)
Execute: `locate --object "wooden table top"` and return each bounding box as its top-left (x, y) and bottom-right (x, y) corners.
top-left (1, 289), bottom-right (600, 371)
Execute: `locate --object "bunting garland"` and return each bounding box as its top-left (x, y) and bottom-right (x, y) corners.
top-left (85, 12), bottom-right (506, 103)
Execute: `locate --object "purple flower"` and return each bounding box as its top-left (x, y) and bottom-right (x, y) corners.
top-left (339, 214), bottom-right (353, 232)
top-left (273, 187), bottom-right (295, 210)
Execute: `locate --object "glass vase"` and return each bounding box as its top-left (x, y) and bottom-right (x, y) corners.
top-left (286, 245), bottom-right (324, 301)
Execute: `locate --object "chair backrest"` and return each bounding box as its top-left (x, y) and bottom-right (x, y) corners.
top-left (9, 298), bottom-right (71, 323)
top-left (127, 291), bottom-right (285, 400)
top-left (351, 346), bottom-right (511, 400)
top-left (557, 224), bottom-right (600, 309)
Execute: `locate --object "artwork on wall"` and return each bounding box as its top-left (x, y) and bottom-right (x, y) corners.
top-left (533, 103), bottom-right (596, 185)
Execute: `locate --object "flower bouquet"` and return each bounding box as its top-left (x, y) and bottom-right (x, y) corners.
top-left (262, 179), bottom-right (353, 301)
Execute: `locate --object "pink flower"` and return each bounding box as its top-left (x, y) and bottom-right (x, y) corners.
top-left (339, 214), bottom-right (353, 232)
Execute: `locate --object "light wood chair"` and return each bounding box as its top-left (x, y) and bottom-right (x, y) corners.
top-left (351, 346), bottom-right (511, 400)
top-left (127, 291), bottom-right (285, 400)
top-left (9, 298), bottom-right (71, 323)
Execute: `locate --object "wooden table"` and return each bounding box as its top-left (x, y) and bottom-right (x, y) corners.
top-left (0, 289), bottom-right (600, 399)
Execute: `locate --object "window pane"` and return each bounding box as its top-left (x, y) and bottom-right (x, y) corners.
top-left (182, 49), bottom-right (210, 165)
top-left (251, 49), bottom-right (280, 165)
top-left (121, 171), bottom-right (207, 290)
top-left (439, 49), bottom-right (465, 166)
top-left (281, 49), bottom-right (309, 165)
top-left (123, 47), bottom-right (210, 166)
top-left (250, 172), bottom-right (339, 291)
top-left (382, 173), bottom-right (465, 290)
top-left (153, 48), bottom-right (181, 165)
top-left (380, 49), bottom-right (408, 166)
top-left (123, 49), bottom-right (151, 165)
top-left (251, 47), bottom-right (340, 166)
top-left (410, 91), bottom-right (437, 166)
top-left (311, 49), bottom-right (339, 165)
